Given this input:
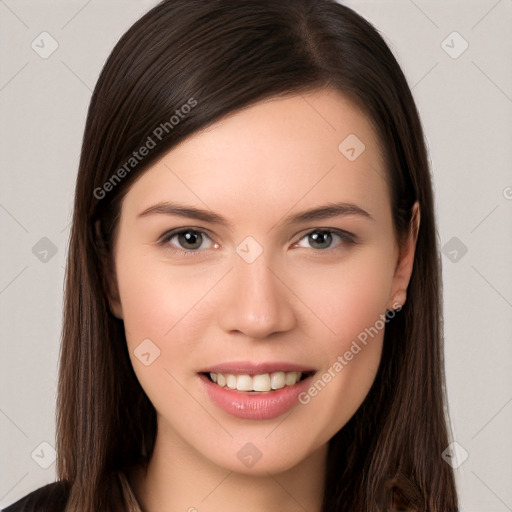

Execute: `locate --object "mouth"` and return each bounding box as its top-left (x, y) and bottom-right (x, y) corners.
top-left (201, 370), bottom-right (314, 393)
top-left (198, 364), bottom-right (317, 420)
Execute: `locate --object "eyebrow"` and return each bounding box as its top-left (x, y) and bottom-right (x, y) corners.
top-left (137, 201), bottom-right (373, 230)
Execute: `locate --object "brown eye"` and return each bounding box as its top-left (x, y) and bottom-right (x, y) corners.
top-left (175, 230), bottom-right (204, 250)
top-left (160, 228), bottom-right (216, 255)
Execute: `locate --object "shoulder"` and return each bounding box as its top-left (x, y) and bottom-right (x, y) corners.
top-left (1, 481), bottom-right (70, 512)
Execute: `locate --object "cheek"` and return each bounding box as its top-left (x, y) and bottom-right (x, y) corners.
top-left (115, 252), bottom-right (213, 347)
top-left (287, 249), bottom-right (393, 433)
top-left (291, 246), bottom-right (395, 345)
top-left (115, 256), bottom-right (218, 427)
top-left (300, 259), bottom-right (388, 380)
top-left (115, 253), bottom-right (223, 411)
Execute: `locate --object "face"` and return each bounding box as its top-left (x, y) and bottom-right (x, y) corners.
top-left (108, 88), bottom-right (418, 475)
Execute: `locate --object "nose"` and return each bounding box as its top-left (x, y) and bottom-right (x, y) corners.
top-left (218, 254), bottom-right (297, 340)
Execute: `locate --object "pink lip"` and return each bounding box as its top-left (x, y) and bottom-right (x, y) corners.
top-left (198, 371), bottom-right (315, 420)
top-left (198, 361), bottom-right (316, 375)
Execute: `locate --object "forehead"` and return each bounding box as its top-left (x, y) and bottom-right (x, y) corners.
top-left (121, 89), bottom-right (389, 225)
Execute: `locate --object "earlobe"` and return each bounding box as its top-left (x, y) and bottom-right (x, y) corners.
top-left (387, 202), bottom-right (420, 310)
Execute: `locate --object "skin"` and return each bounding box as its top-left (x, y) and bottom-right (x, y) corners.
top-left (106, 88), bottom-right (419, 512)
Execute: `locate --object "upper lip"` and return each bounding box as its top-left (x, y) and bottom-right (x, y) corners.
top-left (198, 361), bottom-right (316, 375)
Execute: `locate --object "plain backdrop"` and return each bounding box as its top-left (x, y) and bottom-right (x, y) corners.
top-left (1, 1), bottom-right (511, 510)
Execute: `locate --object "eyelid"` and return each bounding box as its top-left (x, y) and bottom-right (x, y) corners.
top-left (158, 226), bottom-right (214, 244)
top-left (295, 226), bottom-right (356, 241)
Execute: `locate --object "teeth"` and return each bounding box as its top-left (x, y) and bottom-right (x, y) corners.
top-left (209, 371), bottom-right (303, 392)
top-left (236, 375), bottom-right (253, 391)
top-left (271, 371), bottom-right (285, 390)
top-left (285, 372), bottom-right (298, 386)
top-left (253, 373), bottom-right (271, 392)
top-left (226, 374), bottom-right (237, 389)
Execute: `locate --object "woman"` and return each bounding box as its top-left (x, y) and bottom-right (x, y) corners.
top-left (3, 0), bottom-right (459, 510)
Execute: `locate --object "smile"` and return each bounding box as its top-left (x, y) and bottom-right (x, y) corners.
top-left (198, 364), bottom-right (317, 419)
top-left (207, 371), bottom-right (310, 392)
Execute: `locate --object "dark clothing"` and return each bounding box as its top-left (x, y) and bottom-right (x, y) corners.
top-left (2, 471), bottom-right (142, 512)
top-left (2, 481), bottom-right (70, 512)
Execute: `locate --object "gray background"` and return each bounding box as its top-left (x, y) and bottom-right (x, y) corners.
top-left (1, 0), bottom-right (511, 510)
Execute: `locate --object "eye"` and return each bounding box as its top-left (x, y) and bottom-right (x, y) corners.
top-left (158, 227), bottom-right (356, 258)
top-left (160, 228), bottom-right (218, 255)
top-left (294, 229), bottom-right (355, 251)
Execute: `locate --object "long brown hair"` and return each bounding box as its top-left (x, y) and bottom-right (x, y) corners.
top-left (57, 1), bottom-right (459, 510)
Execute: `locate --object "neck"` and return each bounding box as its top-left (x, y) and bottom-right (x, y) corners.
top-left (130, 419), bottom-right (327, 512)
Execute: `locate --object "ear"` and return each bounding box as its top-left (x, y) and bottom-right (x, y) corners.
top-left (95, 220), bottom-right (124, 320)
top-left (387, 202), bottom-right (420, 310)
top-left (104, 261), bottom-right (124, 320)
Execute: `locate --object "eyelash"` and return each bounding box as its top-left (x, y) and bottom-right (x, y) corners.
top-left (158, 227), bottom-right (357, 258)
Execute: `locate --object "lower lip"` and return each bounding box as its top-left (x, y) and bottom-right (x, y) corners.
top-left (199, 373), bottom-right (314, 420)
